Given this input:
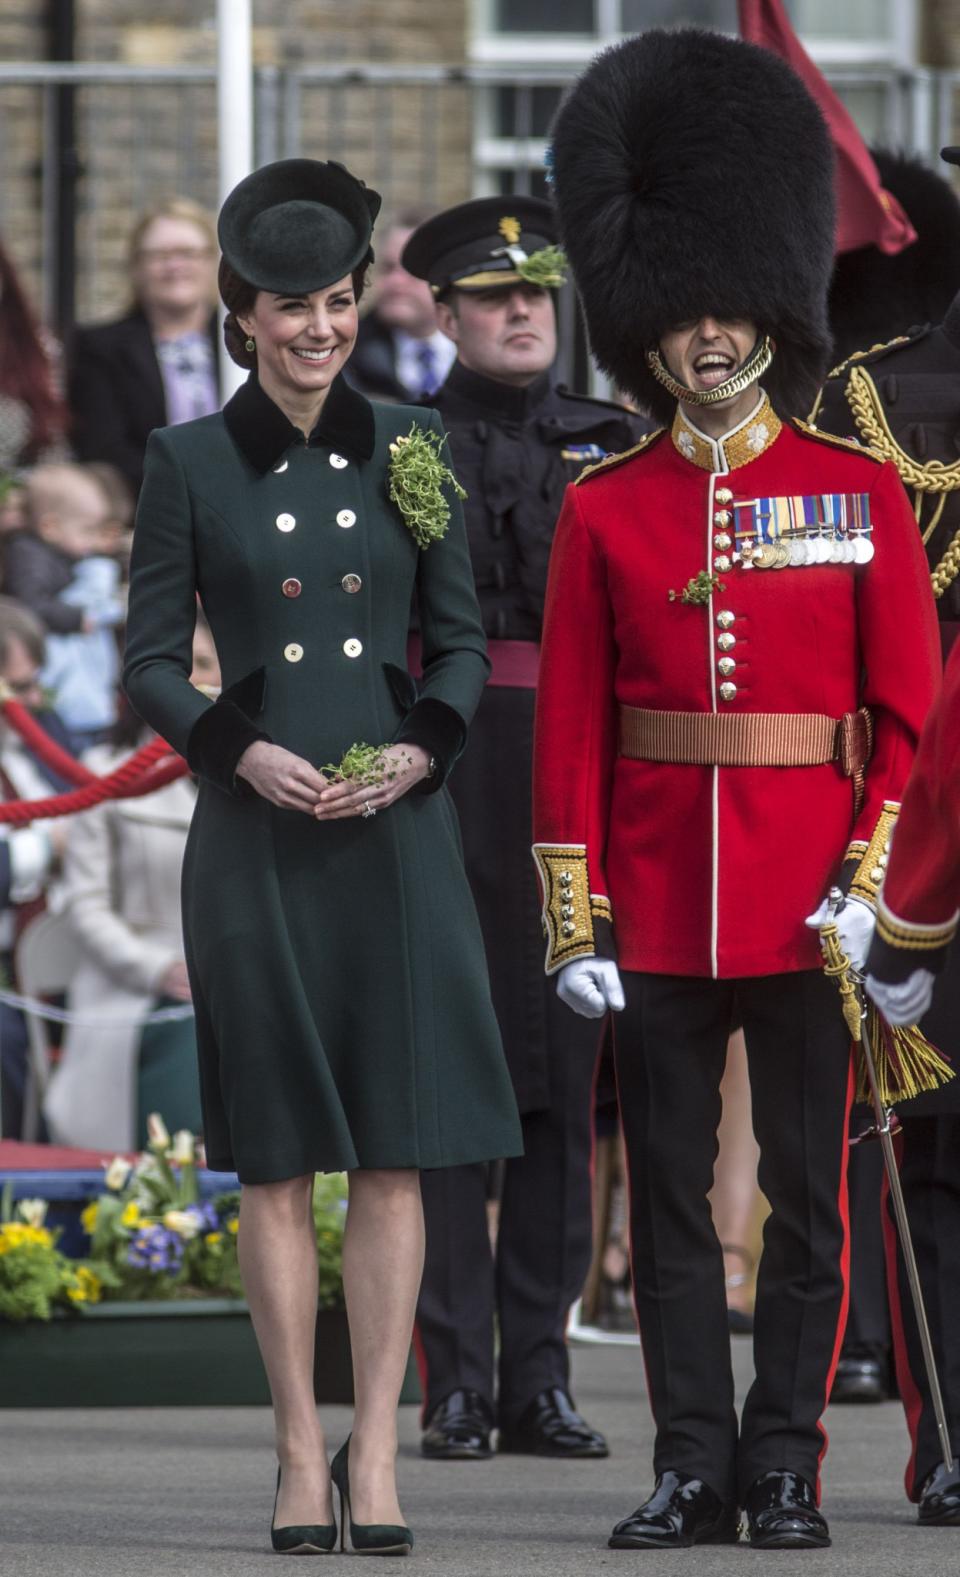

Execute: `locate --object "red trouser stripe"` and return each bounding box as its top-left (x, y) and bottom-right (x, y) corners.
top-left (881, 1131), bottom-right (924, 1499)
top-left (814, 1050), bottom-right (856, 1501)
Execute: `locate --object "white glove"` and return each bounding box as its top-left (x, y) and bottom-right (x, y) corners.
top-left (865, 970), bottom-right (936, 1027)
top-left (805, 895), bottom-right (875, 972)
top-left (7, 827), bottom-right (53, 903)
top-left (557, 957), bottom-right (626, 1019)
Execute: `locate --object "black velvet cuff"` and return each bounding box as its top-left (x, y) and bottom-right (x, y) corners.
top-left (186, 701), bottom-right (271, 798)
top-left (593, 915), bottom-right (619, 965)
top-left (866, 932), bottom-right (951, 984)
top-left (393, 697), bottom-right (466, 794)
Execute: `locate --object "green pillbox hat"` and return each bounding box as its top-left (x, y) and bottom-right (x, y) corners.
top-left (218, 158), bottom-right (381, 295)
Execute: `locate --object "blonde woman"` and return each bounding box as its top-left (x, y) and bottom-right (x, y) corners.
top-left (69, 197), bottom-right (221, 496)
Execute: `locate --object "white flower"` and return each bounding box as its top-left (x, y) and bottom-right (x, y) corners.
top-left (171, 1130), bottom-right (195, 1165)
top-left (146, 1113), bottom-right (171, 1152)
top-left (163, 1209), bottom-right (201, 1240)
top-left (104, 1156), bottom-right (133, 1192)
top-left (678, 431), bottom-right (696, 459)
top-left (16, 1197), bottom-right (48, 1228)
top-left (746, 422), bottom-right (770, 454)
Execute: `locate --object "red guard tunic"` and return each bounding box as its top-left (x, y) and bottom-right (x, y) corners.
top-left (869, 635), bottom-right (960, 981)
top-left (533, 395), bottom-right (940, 979)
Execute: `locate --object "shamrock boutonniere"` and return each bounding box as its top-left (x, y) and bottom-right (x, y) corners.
top-left (668, 570), bottom-right (726, 606)
top-left (388, 424), bottom-right (466, 549)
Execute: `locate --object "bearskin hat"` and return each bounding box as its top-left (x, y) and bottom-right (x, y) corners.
top-left (828, 149), bottom-right (960, 367)
top-left (550, 28), bottom-right (836, 424)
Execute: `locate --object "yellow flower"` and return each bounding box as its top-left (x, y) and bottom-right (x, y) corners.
top-left (0, 1223), bottom-right (53, 1250)
top-left (226, 1218), bottom-right (239, 1236)
top-left (80, 1202), bottom-right (99, 1235)
top-left (66, 1266), bottom-right (102, 1305)
top-left (204, 1231), bottom-right (223, 1246)
top-left (121, 1202), bottom-right (141, 1228)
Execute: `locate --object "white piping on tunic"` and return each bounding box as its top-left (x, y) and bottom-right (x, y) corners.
top-left (707, 447), bottom-right (730, 980)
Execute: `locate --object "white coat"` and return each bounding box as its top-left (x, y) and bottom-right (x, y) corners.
top-left (43, 745), bottom-right (196, 1150)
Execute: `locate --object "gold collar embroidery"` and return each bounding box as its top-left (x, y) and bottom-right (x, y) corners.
top-left (670, 393), bottom-right (782, 472)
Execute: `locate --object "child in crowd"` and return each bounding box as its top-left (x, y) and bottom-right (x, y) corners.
top-left (4, 463), bottom-right (127, 751)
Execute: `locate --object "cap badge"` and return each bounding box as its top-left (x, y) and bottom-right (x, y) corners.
top-left (498, 216), bottom-right (522, 245)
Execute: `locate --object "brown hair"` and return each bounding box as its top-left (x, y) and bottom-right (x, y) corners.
top-left (0, 595), bottom-right (47, 669)
top-left (219, 258), bottom-right (372, 369)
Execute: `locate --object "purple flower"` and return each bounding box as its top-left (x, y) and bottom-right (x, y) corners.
top-left (126, 1224), bottom-right (184, 1275)
top-left (191, 1200), bottom-right (219, 1232)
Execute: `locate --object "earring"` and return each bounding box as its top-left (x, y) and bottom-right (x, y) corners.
top-left (245, 337), bottom-right (256, 353)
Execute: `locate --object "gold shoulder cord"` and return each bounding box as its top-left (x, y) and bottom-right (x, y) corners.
top-left (845, 365), bottom-right (960, 599)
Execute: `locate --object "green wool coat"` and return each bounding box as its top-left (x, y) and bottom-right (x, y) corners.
top-left (123, 373), bottom-right (522, 1183)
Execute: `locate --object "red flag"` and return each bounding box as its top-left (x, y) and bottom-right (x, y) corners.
top-left (738, 0), bottom-right (916, 255)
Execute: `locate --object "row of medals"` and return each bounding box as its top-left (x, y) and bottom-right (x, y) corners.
top-left (721, 532), bottom-right (875, 571)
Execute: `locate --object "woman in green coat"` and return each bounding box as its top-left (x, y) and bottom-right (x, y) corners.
top-left (122, 159), bottom-right (521, 1555)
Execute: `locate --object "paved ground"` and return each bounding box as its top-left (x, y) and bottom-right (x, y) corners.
top-left (2, 1338), bottom-right (957, 1577)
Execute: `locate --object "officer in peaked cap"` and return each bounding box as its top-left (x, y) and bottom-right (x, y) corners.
top-left (816, 144), bottom-right (960, 1526)
top-left (534, 27), bottom-right (940, 1550)
top-left (403, 196), bottom-right (649, 1463)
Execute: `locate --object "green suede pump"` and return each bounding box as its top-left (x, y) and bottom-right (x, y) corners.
top-left (270, 1466), bottom-right (337, 1555)
top-left (330, 1438), bottom-right (413, 1556)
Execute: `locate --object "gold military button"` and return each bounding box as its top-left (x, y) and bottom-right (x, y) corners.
top-left (714, 555), bottom-right (731, 573)
top-left (561, 921), bottom-right (577, 937)
top-left (715, 487), bottom-right (734, 505)
top-left (276, 512), bottom-right (296, 532)
top-left (343, 638), bottom-right (363, 659)
top-left (282, 578), bottom-right (302, 598)
top-left (714, 510), bottom-right (732, 527)
top-left (717, 632), bottom-right (736, 651)
top-left (283, 642), bottom-right (304, 663)
top-left (718, 657), bottom-right (736, 676)
top-left (714, 533), bottom-right (732, 550)
top-left (719, 681), bottom-right (738, 702)
top-left (559, 870), bottom-right (572, 883)
top-left (870, 866), bottom-right (885, 884)
top-left (337, 509), bottom-right (357, 529)
top-left (341, 573), bottom-right (362, 594)
top-left (273, 459), bottom-right (289, 474)
top-left (330, 453), bottom-right (348, 470)
top-left (717, 610), bottom-right (735, 629)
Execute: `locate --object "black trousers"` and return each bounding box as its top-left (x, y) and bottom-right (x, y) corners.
top-left (614, 970), bottom-right (853, 1503)
top-left (416, 1031), bottom-right (597, 1423)
top-left (885, 1115), bottom-right (960, 1497)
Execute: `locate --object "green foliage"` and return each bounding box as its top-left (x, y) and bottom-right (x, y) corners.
top-left (668, 570), bottom-right (726, 606)
top-left (313, 1173), bottom-right (348, 1310)
top-left (0, 1190), bottom-right (112, 1323)
top-left (516, 244), bottom-right (568, 288)
top-left (388, 424), bottom-right (466, 549)
top-left (323, 742), bottom-right (414, 787)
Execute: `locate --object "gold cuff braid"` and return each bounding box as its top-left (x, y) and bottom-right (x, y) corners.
top-left (846, 801), bottom-right (899, 907)
top-left (533, 844), bottom-right (599, 975)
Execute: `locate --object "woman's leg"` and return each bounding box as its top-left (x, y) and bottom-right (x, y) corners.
top-left (709, 1028), bottom-right (762, 1320)
top-left (342, 1168), bottom-right (425, 1524)
top-left (238, 1174), bottom-right (333, 1526)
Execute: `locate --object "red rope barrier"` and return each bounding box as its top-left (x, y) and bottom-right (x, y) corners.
top-left (0, 695), bottom-right (191, 822)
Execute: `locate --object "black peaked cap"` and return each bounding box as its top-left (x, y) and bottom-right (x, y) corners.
top-left (550, 29), bottom-right (836, 422)
top-left (402, 196), bottom-right (557, 294)
top-left (218, 158), bottom-right (381, 295)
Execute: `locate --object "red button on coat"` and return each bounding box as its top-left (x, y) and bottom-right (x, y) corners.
top-left (282, 578), bottom-right (302, 598)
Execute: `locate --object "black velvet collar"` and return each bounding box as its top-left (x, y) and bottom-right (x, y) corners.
top-left (223, 371), bottom-right (376, 474)
top-left (440, 359), bottom-right (553, 422)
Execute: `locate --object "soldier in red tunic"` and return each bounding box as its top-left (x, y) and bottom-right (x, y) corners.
top-left (533, 29), bottom-right (940, 1550)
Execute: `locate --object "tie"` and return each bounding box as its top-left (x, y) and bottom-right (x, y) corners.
top-left (414, 341), bottom-right (439, 398)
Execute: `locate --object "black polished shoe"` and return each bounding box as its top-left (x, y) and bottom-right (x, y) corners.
top-left (421, 1388), bottom-right (494, 1460)
top-left (609, 1471), bottom-right (740, 1549)
top-left (497, 1387), bottom-right (609, 1458)
top-left (831, 1354), bottom-right (887, 1404)
top-left (918, 1457), bottom-right (960, 1525)
top-left (743, 1471), bottom-right (830, 1549)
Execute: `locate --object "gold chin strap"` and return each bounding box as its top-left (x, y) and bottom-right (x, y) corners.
top-left (646, 335), bottom-right (774, 407)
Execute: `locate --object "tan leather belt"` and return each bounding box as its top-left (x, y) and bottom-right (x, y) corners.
top-left (618, 705), bottom-right (872, 777)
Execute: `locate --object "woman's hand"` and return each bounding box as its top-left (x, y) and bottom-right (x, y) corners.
top-left (158, 960), bottom-right (193, 1002)
top-left (314, 743), bottom-right (431, 821)
top-left (236, 740), bottom-right (329, 812)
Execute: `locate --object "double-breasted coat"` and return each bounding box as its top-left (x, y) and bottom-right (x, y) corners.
top-left (122, 373), bottom-right (521, 1183)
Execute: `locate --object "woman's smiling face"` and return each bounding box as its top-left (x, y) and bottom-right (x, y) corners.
top-left (237, 276), bottom-right (359, 403)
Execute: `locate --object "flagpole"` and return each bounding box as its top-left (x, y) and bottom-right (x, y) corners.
top-left (217, 0), bottom-right (253, 400)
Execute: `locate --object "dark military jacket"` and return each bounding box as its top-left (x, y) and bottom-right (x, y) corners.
top-left (816, 295), bottom-right (960, 636)
top-left (817, 296), bottom-right (960, 1112)
top-left (433, 361), bottom-right (650, 640)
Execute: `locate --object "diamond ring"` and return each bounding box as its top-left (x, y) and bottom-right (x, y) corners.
top-left (361, 802), bottom-right (376, 819)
